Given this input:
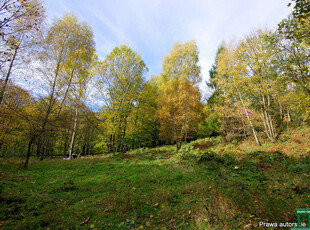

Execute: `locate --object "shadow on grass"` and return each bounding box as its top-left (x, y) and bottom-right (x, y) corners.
top-left (0, 150), bottom-right (309, 229)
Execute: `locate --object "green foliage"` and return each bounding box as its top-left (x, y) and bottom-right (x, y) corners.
top-left (280, 136), bottom-right (289, 143)
top-left (1, 137), bottom-right (309, 229)
top-left (177, 146), bottom-right (199, 161)
top-left (127, 82), bottom-right (159, 148)
top-left (197, 111), bottom-right (221, 138)
top-left (278, 0), bottom-right (310, 43)
top-left (1, 1), bottom-right (310, 229)
top-left (97, 44), bottom-right (147, 153)
top-left (2, 0), bottom-right (310, 164)
top-left (207, 43), bottom-right (226, 91)
top-left (207, 26), bottom-right (310, 145)
top-left (157, 41), bottom-right (203, 149)
top-left (0, 0), bottom-right (45, 105)
top-left (198, 151), bottom-right (237, 167)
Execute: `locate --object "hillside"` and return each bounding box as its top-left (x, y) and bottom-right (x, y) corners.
top-left (1, 127), bottom-right (309, 229)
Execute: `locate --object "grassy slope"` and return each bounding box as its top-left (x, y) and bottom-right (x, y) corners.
top-left (0, 127), bottom-right (310, 230)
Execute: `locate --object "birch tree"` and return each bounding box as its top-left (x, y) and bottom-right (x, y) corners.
top-left (216, 42), bottom-right (261, 145)
top-left (0, 0), bottom-right (45, 105)
top-left (31, 13), bottom-right (96, 159)
top-left (97, 45), bottom-right (147, 153)
top-left (67, 32), bottom-right (96, 159)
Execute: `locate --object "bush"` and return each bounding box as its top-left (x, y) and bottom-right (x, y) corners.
top-left (193, 140), bottom-right (215, 150)
top-left (221, 154), bottom-right (237, 167)
top-left (198, 151), bottom-right (217, 162)
top-left (198, 151), bottom-right (237, 167)
top-left (177, 146), bottom-right (199, 161)
top-left (225, 133), bottom-right (246, 143)
top-left (287, 163), bottom-right (310, 173)
top-left (192, 136), bottom-right (222, 150)
top-left (280, 136), bottom-right (289, 143)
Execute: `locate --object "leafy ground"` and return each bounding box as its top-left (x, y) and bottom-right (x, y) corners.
top-left (0, 128), bottom-right (310, 229)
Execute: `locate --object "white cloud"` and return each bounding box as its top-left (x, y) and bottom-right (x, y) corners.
top-left (82, 3), bottom-right (137, 49)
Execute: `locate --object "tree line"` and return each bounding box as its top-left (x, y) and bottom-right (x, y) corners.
top-left (206, 0), bottom-right (310, 145)
top-left (0, 0), bottom-right (309, 168)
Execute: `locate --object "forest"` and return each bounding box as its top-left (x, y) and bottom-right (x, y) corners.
top-left (0, 0), bottom-right (310, 229)
top-left (0, 0), bottom-right (309, 166)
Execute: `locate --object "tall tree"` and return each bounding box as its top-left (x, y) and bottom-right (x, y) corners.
top-left (216, 39), bottom-right (263, 144)
top-left (127, 80), bottom-right (159, 149)
top-left (97, 45), bottom-right (147, 153)
top-left (67, 32), bottom-right (96, 159)
top-left (278, 1), bottom-right (310, 122)
top-left (278, 0), bottom-right (310, 44)
top-left (157, 41), bottom-right (202, 150)
top-left (0, 82), bottom-right (30, 158)
top-left (27, 13), bottom-right (96, 160)
top-left (198, 44), bottom-right (226, 138)
top-left (0, 0), bottom-right (45, 105)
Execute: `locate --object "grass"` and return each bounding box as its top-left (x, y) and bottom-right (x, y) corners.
top-left (0, 129), bottom-right (310, 229)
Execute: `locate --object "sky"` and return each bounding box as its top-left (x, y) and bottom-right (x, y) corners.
top-left (44, 0), bottom-right (292, 96)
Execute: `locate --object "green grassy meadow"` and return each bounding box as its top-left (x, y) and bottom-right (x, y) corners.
top-left (1, 129), bottom-right (310, 229)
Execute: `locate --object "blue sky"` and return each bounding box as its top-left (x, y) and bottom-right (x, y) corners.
top-left (44, 0), bottom-right (292, 94)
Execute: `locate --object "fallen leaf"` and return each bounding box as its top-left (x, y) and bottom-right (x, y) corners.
top-left (80, 217), bottom-right (90, 226)
top-left (154, 203), bottom-right (159, 207)
top-left (145, 221), bottom-right (151, 227)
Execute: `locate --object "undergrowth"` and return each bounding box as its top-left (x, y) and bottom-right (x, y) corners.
top-left (0, 127), bottom-right (309, 229)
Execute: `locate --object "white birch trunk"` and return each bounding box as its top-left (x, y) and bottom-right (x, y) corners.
top-left (237, 91), bottom-right (261, 146)
top-left (68, 106), bottom-right (78, 159)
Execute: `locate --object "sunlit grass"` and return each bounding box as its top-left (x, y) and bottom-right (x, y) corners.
top-left (1, 128), bottom-right (310, 229)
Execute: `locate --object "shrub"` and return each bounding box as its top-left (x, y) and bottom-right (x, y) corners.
top-left (287, 163), bottom-right (310, 173)
top-left (193, 140), bottom-right (215, 150)
top-left (177, 146), bottom-right (199, 161)
top-left (280, 136), bottom-right (289, 143)
top-left (198, 151), bottom-right (217, 163)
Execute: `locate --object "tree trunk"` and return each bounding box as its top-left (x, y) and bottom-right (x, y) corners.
top-left (278, 96), bottom-right (284, 130)
top-left (267, 95), bottom-right (276, 141)
top-left (238, 91), bottom-right (261, 146)
top-left (0, 48), bottom-right (18, 105)
top-left (261, 95), bottom-right (276, 142)
top-left (0, 141), bottom-right (4, 157)
top-left (57, 68), bottom-right (75, 116)
top-left (39, 44), bottom-right (66, 159)
top-left (261, 109), bottom-right (272, 140)
top-left (24, 135), bottom-right (36, 169)
top-left (176, 139), bottom-right (182, 150)
top-left (68, 106), bottom-right (78, 159)
top-left (287, 108), bottom-right (291, 130)
top-left (86, 142), bottom-right (90, 155)
top-left (39, 83), bottom-right (57, 159)
top-left (241, 118), bottom-right (247, 137)
top-left (64, 128), bottom-right (69, 155)
top-left (263, 108), bottom-right (275, 141)
top-left (82, 143), bottom-right (86, 156)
